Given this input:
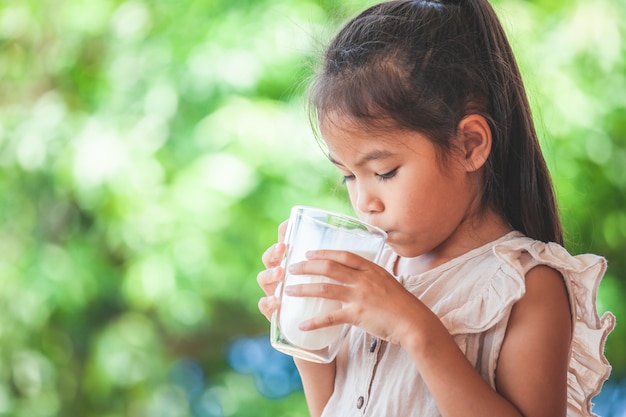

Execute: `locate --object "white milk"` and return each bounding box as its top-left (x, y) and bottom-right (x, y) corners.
top-left (279, 247), bottom-right (379, 350)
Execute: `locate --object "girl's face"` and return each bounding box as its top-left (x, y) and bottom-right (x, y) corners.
top-left (320, 119), bottom-right (485, 259)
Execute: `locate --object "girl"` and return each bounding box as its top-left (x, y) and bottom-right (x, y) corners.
top-left (257, 0), bottom-right (615, 416)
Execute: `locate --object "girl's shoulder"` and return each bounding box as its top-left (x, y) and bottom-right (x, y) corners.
top-left (492, 232), bottom-right (607, 282)
top-left (494, 234), bottom-right (615, 416)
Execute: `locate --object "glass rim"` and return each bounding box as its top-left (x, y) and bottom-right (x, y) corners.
top-left (291, 205), bottom-right (388, 239)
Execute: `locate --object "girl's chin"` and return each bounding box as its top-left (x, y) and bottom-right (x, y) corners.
top-left (385, 234), bottom-right (428, 258)
top-left (394, 248), bottom-right (423, 258)
top-left (386, 240), bottom-right (422, 258)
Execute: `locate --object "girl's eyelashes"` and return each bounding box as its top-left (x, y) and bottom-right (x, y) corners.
top-left (341, 168), bottom-right (398, 184)
top-left (376, 168), bottom-right (398, 181)
top-left (342, 174), bottom-right (356, 184)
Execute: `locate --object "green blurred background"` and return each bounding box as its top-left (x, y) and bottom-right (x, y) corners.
top-left (0, 0), bottom-right (624, 416)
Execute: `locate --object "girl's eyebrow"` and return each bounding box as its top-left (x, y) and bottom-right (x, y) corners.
top-left (328, 150), bottom-right (394, 168)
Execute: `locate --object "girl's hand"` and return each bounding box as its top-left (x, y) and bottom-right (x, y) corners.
top-left (256, 221), bottom-right (288, 321)
top-left (284, 249), bottom-right (427, 346)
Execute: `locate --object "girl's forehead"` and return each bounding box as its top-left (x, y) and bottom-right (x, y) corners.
top-left (320, 119), bottom-right (429, 160)
top-left (319, 113), bottom-right (405, 142)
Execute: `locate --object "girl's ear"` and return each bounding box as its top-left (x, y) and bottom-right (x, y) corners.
top-left (457, 114), bottom-right (492, 172)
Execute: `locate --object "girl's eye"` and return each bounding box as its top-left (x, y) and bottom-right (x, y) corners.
top-left (342, 174), bottom-right (356, 184)
top-left (376, 168), bottom-right (398, 181)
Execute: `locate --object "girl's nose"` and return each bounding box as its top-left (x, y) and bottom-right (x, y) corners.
top-left (355, 185), bottom-right (383, 214)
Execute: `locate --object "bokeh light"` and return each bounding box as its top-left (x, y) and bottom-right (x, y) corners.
top-left (227, 335), bottom-right (303, 399)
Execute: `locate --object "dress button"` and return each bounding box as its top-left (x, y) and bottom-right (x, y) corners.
top-left (356, 396), bottom-right (364, 409)
top-left (369, 338), bottom-right (378, 352)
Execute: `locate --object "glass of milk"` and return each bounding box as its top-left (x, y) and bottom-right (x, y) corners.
top-left (270, 206), bottom-right (387, 363)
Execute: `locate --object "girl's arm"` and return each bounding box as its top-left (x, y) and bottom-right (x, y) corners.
top-left (494, 265), bottom-right (572, 416)
top-left (294, 358), bottom-right (336, 417)
top-left (294, 329), bottom-right (350, 416)
top-left (401, 265), bottom-right (571, 417)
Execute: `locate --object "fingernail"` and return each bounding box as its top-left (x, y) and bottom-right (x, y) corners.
top-left (274, 242), bottom-right (285, 253)
top-left (298, 320), bottom-right (311, 330)
top-left (284, 285), bottom-right (294, 295)
top-left (305, 251), bottom-right (317, 259)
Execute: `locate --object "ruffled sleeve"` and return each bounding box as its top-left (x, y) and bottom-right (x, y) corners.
top-left (493, 238), bottom-right (616, 417)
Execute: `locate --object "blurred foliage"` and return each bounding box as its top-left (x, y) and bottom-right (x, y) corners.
top-left (0, 0), bottom-right (623, 416)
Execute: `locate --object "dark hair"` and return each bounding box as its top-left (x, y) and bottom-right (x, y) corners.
top-left (308, 0), bottom-right (563, 245)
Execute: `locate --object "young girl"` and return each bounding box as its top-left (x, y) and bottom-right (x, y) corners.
top-left (257, 0), bottom-right (615, 416)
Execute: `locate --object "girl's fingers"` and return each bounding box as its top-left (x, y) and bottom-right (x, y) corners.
top-left (256, 219), bottom-right (289, 322)
top-left (257, 266), bottom-right (283, 295)
top-left (261, 242), bottom-right (286, 269)
top-left (258, 295), bottom-right (279, 321)
top-left (298, 308), bottom-right (350, 332)
top-left (288, 255), bottom-right (380, 285)
top-left (284, 281), bottom-right (349, 302)
top-left (305, 249), bottom-right (375, 270)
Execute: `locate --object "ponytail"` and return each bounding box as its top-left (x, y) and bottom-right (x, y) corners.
top-left (461, 0), bottom-right (564, 245)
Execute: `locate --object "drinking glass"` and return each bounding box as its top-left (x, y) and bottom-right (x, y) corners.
top-left (270, 206), bottom-right (387, 363)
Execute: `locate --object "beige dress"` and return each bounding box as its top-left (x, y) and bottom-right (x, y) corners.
top-left (320, 231), bottom-right (615, 417)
